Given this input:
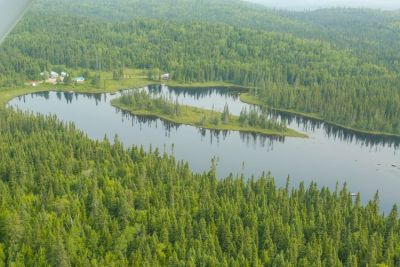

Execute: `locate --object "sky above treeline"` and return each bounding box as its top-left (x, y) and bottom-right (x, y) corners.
top-left (245, 0), bottom-right (400, 10)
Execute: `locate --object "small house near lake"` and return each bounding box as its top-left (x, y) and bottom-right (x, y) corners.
top-left (161, 73), bottom-right (170, 80)
top-left (50, 71), bottom-right (59, 79)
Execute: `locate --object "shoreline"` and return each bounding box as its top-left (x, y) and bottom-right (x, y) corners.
top-left (2, 76), bottom-right (400, 140)
top-left (0, 79), bottom-right (245, 107)
top-left (240, 93), bottom-right (400, 140)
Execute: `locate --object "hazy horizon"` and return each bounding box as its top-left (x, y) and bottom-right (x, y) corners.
top-left (245, 0), bottom-right (400, 10)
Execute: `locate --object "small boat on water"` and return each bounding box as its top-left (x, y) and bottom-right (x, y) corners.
top-left (392, 164), bottom-right (397, 167)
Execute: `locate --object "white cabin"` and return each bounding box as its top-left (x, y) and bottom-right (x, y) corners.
top-left (161, 73), bottom-right (170, 80)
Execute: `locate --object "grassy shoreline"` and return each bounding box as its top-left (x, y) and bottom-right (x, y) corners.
top-left (111, 98), bottom-right (307, 138)
top-left (240, 93), bottom-right (400, 139)
top-left (2, 68), bottom-right (399, 139)
top-left (0, 69), bottom-right (244, 107)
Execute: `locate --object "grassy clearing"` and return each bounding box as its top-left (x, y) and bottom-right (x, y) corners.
top-left (0, 85), bottom-right (53, 107)
top-left (0, 69), bottom-right (151, 107)
top-left (1, 68), bottom-right (245, 107)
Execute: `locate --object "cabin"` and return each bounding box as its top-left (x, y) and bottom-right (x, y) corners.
top-left (50, 71), bottom-right (59, 79)
top-left (161, 73), bottom-right (170, 80)
top-left (73, 76), bottom-right (85, 83)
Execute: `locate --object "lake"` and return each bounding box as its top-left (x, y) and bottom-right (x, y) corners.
top-left (8, 85), bottom-right (400, 212)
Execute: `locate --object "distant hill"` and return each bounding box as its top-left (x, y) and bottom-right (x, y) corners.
top-left (280, 8), bottom-right (400, 71)
top-left (30, 0), bottom-right (400, 71)
top-left (244, 0), bottom-right (400, 10)
top-left (30, 0), bottom-right (313, 35)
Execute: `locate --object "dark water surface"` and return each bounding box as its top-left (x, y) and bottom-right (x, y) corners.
top-left (8, 85), bottom-right (400, 212)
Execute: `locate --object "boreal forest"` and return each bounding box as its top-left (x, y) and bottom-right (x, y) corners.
top-left (0, 0), bottom-right (400, 266)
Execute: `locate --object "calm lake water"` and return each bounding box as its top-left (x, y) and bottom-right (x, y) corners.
top-left (8, 85), bottom-right (400, 212)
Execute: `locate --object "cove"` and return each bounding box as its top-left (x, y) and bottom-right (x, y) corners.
top-left (8, 85), bottom-right (400, 212)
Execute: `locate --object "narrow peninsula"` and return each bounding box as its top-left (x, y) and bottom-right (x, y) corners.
top-left (111, 91), bottom-right (307, 138)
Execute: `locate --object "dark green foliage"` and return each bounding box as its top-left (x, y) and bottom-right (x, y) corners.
top-left (117, 91), bottom-right (181, 116)
top-left (239, 107), bottom-right (287, 132)
top-left (30, 0), bottom-right (299, 34)
top-left (281, 8), bottom-right (400, 72)
top-left (4, 14), bottom-right (358, 86)
top-left (255, 78), bottom-right (400, 134)
top-left (29, 1), bottom-right (400, 73)
top-left (63, 75), bottom-right (72, 85)
top-left (0, 109), bottom-right (399, 266)
top-left (221, 104), bottom-right (230, 124)
top-left (91, 74), bottom-right (101, 87)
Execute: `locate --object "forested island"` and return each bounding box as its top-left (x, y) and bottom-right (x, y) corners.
top-left (111, 91), bottom-right (305, 137)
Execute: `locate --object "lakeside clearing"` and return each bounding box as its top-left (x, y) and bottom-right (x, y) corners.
top-left (0, 69), bottom-right (237, 107)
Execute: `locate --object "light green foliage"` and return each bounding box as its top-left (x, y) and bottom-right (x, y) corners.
top-left (116, 91), bottom-right (181, 117)
top-left (239, 107), bottom-right (287, 131)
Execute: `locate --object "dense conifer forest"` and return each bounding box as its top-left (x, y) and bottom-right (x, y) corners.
top-left (1, 0), bottom-right (400, 266)
top-left (30, 0), bottom-right (400, 72)
top-left (0, 109), bottom-right (399, 266)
